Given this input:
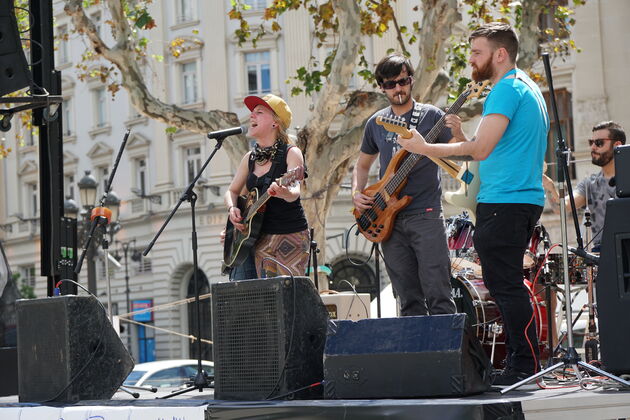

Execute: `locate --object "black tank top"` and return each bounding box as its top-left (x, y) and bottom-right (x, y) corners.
top-left (245, 144), bottom-right (308, 234)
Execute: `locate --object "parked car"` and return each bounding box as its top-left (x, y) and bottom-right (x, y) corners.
top-left (123, 359), bottom-right (214, 388)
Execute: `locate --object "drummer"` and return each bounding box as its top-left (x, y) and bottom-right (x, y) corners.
top-left (543, 121), bottom-right (625, 251)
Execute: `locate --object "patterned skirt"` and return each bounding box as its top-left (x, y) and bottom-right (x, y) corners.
top-left (254, 229), bottom-right (310, 278)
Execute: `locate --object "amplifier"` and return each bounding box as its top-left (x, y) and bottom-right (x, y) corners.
top-left (614, 145), bottom-right (630, 197)
top-left (319, 293), bottom-right (370, 321)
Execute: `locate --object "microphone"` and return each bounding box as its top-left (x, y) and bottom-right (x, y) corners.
top-left (207, 125), bottom-right (247, 139)
top-left (568, 246), bottom-right (599, 266)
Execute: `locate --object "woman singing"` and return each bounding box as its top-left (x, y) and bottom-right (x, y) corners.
top-left (224, 94), bottom-right (309, 278)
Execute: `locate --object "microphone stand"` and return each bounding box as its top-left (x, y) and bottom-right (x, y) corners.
top-left (373, 242), bottom-right (382, 318)
top-left (144, 135), bottom-right (229, 398)
top-left (501, 54), bottom-right (630, 393)
top-left (75, 129), bottom-right (131, 324)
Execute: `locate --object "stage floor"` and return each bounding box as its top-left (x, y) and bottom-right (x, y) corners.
top-left (1, 385), bottom-right (630, 420)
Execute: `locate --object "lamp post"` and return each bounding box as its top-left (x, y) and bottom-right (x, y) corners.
top-left (76, 171), bottom-right (121, 296)
top-left (77, 171), bottom-right (98, 294)
top-left (115, 238), bottom-right (136, 354)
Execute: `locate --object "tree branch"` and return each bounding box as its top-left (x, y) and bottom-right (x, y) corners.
top-left (412, 0), bottom-right (460, 103)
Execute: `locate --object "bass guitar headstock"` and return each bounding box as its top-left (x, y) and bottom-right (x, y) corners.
top-left (463, 80), bottom-right (491, 100)
top-left (375, 115), bottom-right (412, 139)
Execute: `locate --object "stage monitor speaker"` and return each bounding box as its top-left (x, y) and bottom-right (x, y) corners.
top-left (0, 3), bottom-right (32, 97)
top-left (16, 295), bottom-right (134, 402)
top-left (614, 145), bottom-right (630, 198)
top-left (596, 197), bottom-right (630, 374)
top-left (0, 346), bottom-right (18, 396)
top-left (323, 313), bottom-right (492, 398)
top-left (212, 276), bottom-right (329, 400)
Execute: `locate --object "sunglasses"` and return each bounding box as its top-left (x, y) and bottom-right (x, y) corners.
top-left (587, 138), bottom-right (614, 147)
top-left (381, 76), bottom-right (413, 90)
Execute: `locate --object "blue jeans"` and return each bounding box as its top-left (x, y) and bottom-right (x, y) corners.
top-left (229, 251), bottom-right (258, 281)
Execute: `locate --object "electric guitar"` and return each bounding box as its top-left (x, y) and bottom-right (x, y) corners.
top-left (222, 166), bottom-right (305, 273)
top-left (354, 80), bottom-right (489, 241)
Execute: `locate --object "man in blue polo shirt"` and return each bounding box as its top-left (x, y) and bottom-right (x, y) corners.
top-left (398, 22), bottom-right (549, 386)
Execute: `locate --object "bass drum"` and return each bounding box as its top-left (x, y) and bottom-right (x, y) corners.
top-left (450, 274), bottom-right (548, 368)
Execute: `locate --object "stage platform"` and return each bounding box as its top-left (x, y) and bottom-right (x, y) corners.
top-left (1, 385), bottom-right (630, 419)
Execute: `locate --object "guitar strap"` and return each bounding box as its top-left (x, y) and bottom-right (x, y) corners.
top-left (408, 101), bottom-right (427, 131)
top-left (247, 142), bottom-right (290, 192)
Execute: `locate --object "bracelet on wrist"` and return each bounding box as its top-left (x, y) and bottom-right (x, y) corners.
top-left (228, 205), bottom-right (234, 213)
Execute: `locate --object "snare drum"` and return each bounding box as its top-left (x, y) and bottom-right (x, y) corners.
top-left (451, 274), bottom-right (548, 368)
top-left (446, 214), bottom-right (474, 251)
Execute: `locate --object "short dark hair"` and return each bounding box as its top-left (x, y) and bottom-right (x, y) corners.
top-left (375, 53), bottom-right (414, 86)
top-left (469, 22), bottom-right (519, 63)
top-left (593, 121), bottom-right (626, 145)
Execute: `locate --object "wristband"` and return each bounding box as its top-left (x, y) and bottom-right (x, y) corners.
top-left (228, 205), bottom-right (235, 213)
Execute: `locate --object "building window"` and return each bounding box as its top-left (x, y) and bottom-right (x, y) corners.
top-left (136, 158), bottom-right (147, 194)
top-left (91, 12), bottom-right (102, 37)
top-left (97, 166), bottom-right (110, 195)
top-left (93, 87), bottom-right (108, 127)
top-left (57, 24), bottom-right (69, 64)
top-left (65, 174), bottom-right (75, 200)
top-left (20, 265), bottom-right (37, 288)
top-left (245, 51), bottom-right (271, 95)
top-left (137, 257), bottom-right (152, 274)
top-left (181, 61), bottom-right (198, 104)
top-left (185, 146), bottom-right (201, 184)
top-left (177, 0), bottom-right (196, 23)
top-left (543, 88), bottom-right (575, 180)
top-left (25, 183), bottom-right (38, 218)
top-left (244, 0), bottom-right (266, 10)
top-left (63, 97), bottom-right (73, 136)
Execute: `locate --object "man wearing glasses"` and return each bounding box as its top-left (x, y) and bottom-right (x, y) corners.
top-left (352, 53), bottom-right (459, 317)
top-left (397, 23), bottom-right (549, 386)
top-left (545, 121), bottom-right (626, 251)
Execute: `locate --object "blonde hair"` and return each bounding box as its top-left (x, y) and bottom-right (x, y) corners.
top-left (272, 113), bottom-right (292, 145)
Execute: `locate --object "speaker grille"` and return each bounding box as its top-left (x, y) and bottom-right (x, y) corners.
top-left (213, 283), bottom-right (284, 393)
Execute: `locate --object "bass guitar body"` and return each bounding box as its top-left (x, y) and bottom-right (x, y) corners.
top-left (353, 149), bottom-right (414, 242)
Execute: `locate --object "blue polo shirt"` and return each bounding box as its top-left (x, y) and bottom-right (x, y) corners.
top-left (478, 69), bottom-right (549, 206)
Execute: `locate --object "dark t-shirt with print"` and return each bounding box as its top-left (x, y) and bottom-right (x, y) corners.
top-left (360, 101), bottom-right (452, 214)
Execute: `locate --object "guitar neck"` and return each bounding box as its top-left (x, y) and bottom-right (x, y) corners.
top-left (244, 190), bottom-right (271, 223)
top-left (385, 92), bottom-right (470, 193)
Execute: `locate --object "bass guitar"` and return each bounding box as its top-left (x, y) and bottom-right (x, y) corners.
top-left (222, 166), bottom-right (305, 273)
top-left (354, 80), bottom-right (489, 241)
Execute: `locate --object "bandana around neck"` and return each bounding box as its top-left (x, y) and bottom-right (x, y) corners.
top-left (251, 140), bottom-right (281, 165)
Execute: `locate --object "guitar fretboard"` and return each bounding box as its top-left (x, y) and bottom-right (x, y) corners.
top-left (385, 90), bottom-right (470, 195)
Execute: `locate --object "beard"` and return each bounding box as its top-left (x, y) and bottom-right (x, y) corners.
top-left (472, 57), bottom-right (494, 82)
top-left (591, 147), bottom-right (614, 166)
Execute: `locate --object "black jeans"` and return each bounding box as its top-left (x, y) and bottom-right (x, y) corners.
top-left (473, 203), bottom-right (543, 373)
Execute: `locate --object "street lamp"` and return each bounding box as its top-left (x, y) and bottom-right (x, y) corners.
top-left (78, 170), bottom-right (98, 209)
top-left (77, 171), bottom-right (99, 294)
top-left (76, 170), bottom-right (120, 296)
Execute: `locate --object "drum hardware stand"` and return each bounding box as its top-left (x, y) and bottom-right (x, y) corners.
top-left (306, 227), bottom-right (320, 290)
top-left (501, 54), bottom-right (630, 393)
top-left (582, 201), bottom-right (599, 363)
top-left (489, 323), bottom-right (503, 365)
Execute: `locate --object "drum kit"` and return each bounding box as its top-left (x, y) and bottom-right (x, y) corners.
top-left (445, 212), bottom-right (597, 368)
